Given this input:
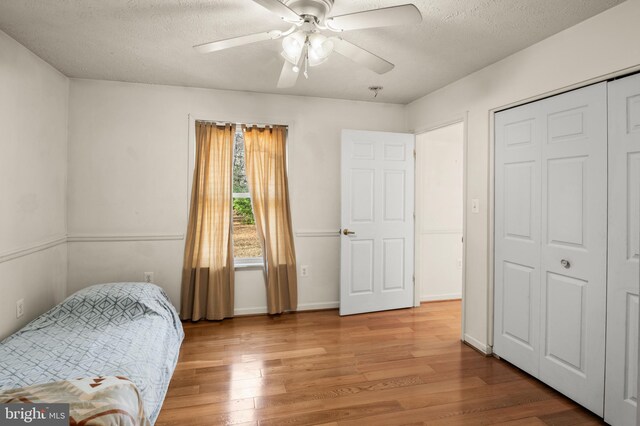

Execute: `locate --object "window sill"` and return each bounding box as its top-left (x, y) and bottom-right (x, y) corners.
top-left (234, 259), bottom-right (264, 271)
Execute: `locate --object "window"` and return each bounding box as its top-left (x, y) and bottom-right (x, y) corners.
top-left (232, 130), bottom-right (263, 265)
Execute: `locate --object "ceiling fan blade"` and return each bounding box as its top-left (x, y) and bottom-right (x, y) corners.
top-left (277, 61), bottom-right (300, 88)
top-left (194, 30), bottom-right (282, 53)
top-left (326, 4), bottom-right (421, 31)
top-left (252, 0), bottom-right (302, 23)
top-left (332, 38), bottom-right (394, 74)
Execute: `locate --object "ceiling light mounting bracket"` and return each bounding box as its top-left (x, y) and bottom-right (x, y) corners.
top-left (369, 86), bottom-right (383, 97)
top-left (284, 0), bottom-right (334, 22)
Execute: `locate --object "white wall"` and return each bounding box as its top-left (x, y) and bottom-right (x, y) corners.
top-left (0, 31), bottom-right (68, 339)
top-left (66, 79), bottom-right (407, 313)
top-left (416, 123), bottom-right (463, 302)
top-left (407, 0), bottom-right (640, 353)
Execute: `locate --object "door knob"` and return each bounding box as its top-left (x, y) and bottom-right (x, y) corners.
top-left (342, 229), bottom-right (355, 236)
top-left (561, 259), bottom-right (571, 269)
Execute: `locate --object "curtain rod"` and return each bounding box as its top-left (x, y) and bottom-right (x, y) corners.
top-left (194, 119), bottom-right (288, 129)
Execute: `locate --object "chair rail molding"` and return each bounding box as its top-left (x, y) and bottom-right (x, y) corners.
top-left (295, 230), bottom-right (340, 238)
top-left (67, 233), bottom-right (185, 242)
top-left (0, 234), bottom-right (67, 264)
top-left (419, 228), bottom-right (463, 235)
top-left (0, 233), bottom-right (186, 264)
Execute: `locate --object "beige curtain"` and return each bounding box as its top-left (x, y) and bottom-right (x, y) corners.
top-left (180, 122), bottom-right (235, 321)
top-left (243, 125), bottom-right (298, 314)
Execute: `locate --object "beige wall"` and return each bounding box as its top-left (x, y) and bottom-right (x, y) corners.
top-left (0, 31), bottom-right (69, 339)
top-left (416, 123), bottom-right (464, 302)
top-left (66, 79), bottom-right (407, 313)
top-left (407, 0), bottom-right (640, 352)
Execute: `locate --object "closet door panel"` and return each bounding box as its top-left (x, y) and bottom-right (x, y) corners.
top-left (539, 83), bottom-right (607, 416)
top-left (605, 73), bottom-right (640, 426)
top-left (494, 102), bottom-right (541, 376)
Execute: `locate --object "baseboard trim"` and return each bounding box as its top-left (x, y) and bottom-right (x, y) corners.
top-left (0, 235), bottom-right (67, 264)
top-left (67, 234), bottom-right (184, 242)
top-left (464, 333), bottom-right (492, 355)
top-left (234, 306), bottom-right (268, 316)
top-left (421, 293), bottom-right (462, 302)
top-left (234, 301), bottom-right (340, 317)
top-left (298, 301), bottom-right (340, 311)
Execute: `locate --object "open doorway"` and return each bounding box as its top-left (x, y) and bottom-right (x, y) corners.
top-left (415, 122), bottom-right (464, 312)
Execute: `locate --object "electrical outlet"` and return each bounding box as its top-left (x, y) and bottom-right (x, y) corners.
top-left (457, 259), bottom-right (463, 269)
top-left (16, 299), bottom-right (24, 318)
top-left (144, 272), bottom-right (154, 283)
top-left (300, 265), bottom-right (309, 277)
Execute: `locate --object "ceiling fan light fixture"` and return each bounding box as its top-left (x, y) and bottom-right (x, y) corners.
top-left (281, 31), bottom-right (306, 64)
top-left (195, 1), bottom-right (422, 88)
top-left (307, 33), bottom-right (334, 66)
top-left (281, 31), bottom-right (334, 67)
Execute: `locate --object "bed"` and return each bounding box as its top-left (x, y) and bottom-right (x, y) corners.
top-left (0, 283), bottom-right (184, 424)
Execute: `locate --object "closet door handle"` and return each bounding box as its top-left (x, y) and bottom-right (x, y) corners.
top-left (560, 259), bottom-right (571, 269)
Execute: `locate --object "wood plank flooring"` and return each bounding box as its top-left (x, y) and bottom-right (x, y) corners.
top-left (156, 301), bottom-right (604, 425)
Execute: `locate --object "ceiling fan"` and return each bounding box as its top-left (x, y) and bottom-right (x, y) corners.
top-left (194, 0), bottom-right (422, 88)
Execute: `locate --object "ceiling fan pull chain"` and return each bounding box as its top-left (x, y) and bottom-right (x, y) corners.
top-left (303, 38), bottom-right (310, 79)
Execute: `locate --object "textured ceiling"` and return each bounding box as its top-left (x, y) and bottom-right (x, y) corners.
top-left (0, 0), bottom-right (625, 104)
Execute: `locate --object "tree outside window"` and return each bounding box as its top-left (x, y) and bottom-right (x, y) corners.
top-left (232, 132), bottom-right (262, 259)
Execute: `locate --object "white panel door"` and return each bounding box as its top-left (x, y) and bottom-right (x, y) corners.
top-left (495, 83), bottom-right (607, 416)
top-left (494, 101), bottom-right (542, 377)
top-left (538, 83), bottom-right (608, 415)
top-left (606, 74), bottom-right (640, 426)
top-left (340, 129), bottom-right (414, 316)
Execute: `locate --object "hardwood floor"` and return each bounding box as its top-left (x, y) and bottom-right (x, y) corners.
top-left (156, 301), bottom-right (604, 425)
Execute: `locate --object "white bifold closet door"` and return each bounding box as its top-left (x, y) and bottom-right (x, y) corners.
top-left (494, 96), bottom-right (541, 377)
top-left (494, 83), bottom-right (608, 415)
top-left (605, 73), bottom-right (640, 426)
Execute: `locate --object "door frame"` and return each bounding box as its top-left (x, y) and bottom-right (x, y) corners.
top-left (413, 113), bottom-right (468, 341)
top-left (487, 65), bottom-right (640, 352)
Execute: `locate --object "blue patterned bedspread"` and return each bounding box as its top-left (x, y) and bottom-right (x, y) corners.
top-left (0, 283), bottom-right (184, 424)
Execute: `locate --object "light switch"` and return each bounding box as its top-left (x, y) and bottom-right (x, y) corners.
top-left (471, 199), bottom-right (480, 213)
top-left (16, 299), bottom-right (24, 318)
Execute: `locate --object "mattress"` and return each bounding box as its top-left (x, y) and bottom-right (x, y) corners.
top-left (0, 283), bottom-right (184, 424)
